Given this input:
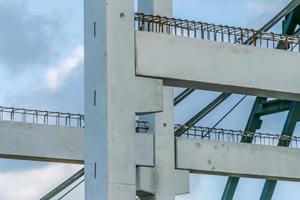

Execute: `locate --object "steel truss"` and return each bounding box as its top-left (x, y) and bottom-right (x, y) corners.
top-left (222, 4), bottom-right (300, 200)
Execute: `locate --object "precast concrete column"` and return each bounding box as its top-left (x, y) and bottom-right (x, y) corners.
top-left (138, 1), bottom-right (189, 200)
top-left (138, 0), bottom-right (173, 16)
top-left (138, 87), bottom-right (189, 200)
top-left (84, 0), bottom-right (162, 199)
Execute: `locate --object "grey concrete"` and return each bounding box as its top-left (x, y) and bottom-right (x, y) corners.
top-left (135, 133), bottom-right (154, 166)
top-left (84, 0), bottom-right (163, 199)
top-left (137, 1), bottom-right (190, 199)
top-left (0, 120), bottom-right (154, 167)
top-left (136, 167), bottom-right (157, 196)
top-left (138, 87), bottom-right (189, 200)
top-left (0, 121), bottom-right (83, 164)
top-left (176, 138), bottom-right (300, 181)
top-left (137, 166), bottom-right (189, 197)
top-left (138, 0), bottom-right (173, 16)
top-left (4, 118), bottom-right (300, 182)
top-left (135, 32), bottom-right (300, 101)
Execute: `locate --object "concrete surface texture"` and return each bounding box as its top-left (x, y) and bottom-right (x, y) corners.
top-left (176, 138), bottom-right (300, 181)
top-left (135, 31), bottom-right (300, 101)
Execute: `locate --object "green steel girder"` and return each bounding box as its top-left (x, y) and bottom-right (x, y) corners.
top-left (222, 4), bottom-right (300, 199)
top-left (222, 97), bottom-right (265, 200)
top-left (175, 93), bottom-right (231, 136)
top-left (260, 181), bottom-right (277, 200)
top-left (255, 99), bottom-right (290, 117)
top-left (258, 5), bottom-right (300, 200)
top-left (277, 5), bottom-right (300, 49)
top-left (221, 177), bottom-right (240, 200)
top-left (278, 102), bottom-right (300, 146)
top-left (259, 102), bottom-right (300, 200)
top-left (240, 97), bottom-right (266, 143)
top-left (40, 168), bottom-right (84, 200)
top-left (222, 101), bottom-right (300, 200)
top-left (282, 5), bottom-right (300, 35)
top-left (174, 89), bottom-right (195, 106)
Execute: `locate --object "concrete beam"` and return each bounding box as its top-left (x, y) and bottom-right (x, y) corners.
top-left (135, 31), bottom-right (300, 101)
top-left (0, 121), bottom-right (84, 164)
top-left (0, 121), bottom-right (153, 166)
top-left (7, 119), bottom-right (300, 182)
top-left (176, 138), bottom-right (300, 181)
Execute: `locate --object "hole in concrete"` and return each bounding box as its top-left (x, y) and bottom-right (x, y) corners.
top-left (93, 90), bottom-right (97, 106)
top-left (93, 22), bottom-right (96, 37)
top-left (120, 12), bottom-right (125, 19)
top-left (94, 162), bottom-right (97, 178)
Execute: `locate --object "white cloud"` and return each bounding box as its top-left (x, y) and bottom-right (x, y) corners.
top-left (0, 163), bottom-right (82, 200)
top-left (45, 46), bottom-right (84, 91)
top-left (245, 0), bottom-right (288, 16)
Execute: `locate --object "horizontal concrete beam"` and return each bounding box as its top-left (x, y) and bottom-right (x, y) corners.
top-left (0, 121), bottom-right (84, 164)
top-left (0, 121), bottom-right (153, 166)
top-left (7, 120), bottom-right (300, 181)
top-left (135, 31), bottom-right (300, 101)
top-left (176, 138), bottom-right (300, 181)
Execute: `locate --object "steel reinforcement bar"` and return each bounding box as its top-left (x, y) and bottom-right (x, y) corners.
top-left (174, 124), bottom-right (300, 149)
top-left (134, 12), bottom-right (300, 52)
top-left (0, 106), bottom-right (84, 128)
top-left (3, 105), bottom-right (299, 149)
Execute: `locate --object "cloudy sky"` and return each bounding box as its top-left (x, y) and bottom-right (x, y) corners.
top-left (0, 0), bottom-right (299, 199)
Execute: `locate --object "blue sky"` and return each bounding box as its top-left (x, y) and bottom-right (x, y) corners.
top-left (0, 0), bottom-right (299, 199)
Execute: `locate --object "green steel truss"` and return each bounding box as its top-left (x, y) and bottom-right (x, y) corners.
top-left (221, 99), bottom-right (300, 200)
top-left (222, 5), bottom-right (300, 200)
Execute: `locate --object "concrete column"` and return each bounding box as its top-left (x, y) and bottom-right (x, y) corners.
top-left (138, 0), bottom-right (173, 16)
top-left (84, 0), bottom-right (162, 200)
top-left (156, 87), bottom-right (190, 199)
top-left (138, 3), bottom-right (189, 200)
top-left (138, 87), bottom-right (189, 200)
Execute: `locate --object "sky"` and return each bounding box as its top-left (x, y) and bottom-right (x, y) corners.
top-left (0, 0), bottom-right (299, 199)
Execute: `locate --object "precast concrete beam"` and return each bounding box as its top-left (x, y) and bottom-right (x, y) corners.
top-left (135, 31), bottom-right (300, 101)
top-left (0, 121), bottom-right (84, 164)
top-left (0, 121), bottom-right (154, 166)
top-left (176, 138), bottom-right (300, 181)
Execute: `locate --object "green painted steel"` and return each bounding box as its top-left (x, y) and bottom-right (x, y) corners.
top-left (283, 5), bottom-right (300, 35)
top-left (222, 177), bottom-right (240, 200)
top-left (222, 101), bottom-right (300, 200)
top-left (40, 168), bottom-right (84, 200)
top-left (222, 4), bottom-right (300, 199)
top-left (260, 102), bottom-right (300, 200)
top-left (222, 97), bottom-right (265, 200)
top-left (255, 99), bottom-right (290, 116)
top-left (175, 93), bottom-right (231, 136)
top-left (258, 6), bottom-right (300, 199)
top-left (174, 89), bottom-right (195, 106)
top-left (260, 181), bottom-right (277, 200)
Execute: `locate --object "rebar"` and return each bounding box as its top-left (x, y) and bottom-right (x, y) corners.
top-left (0, 106), bottom-right (84, 128)
top-left (174, 125), bottom-right (300, 148)
top-left (135, 13), bottom-right (300, 52)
